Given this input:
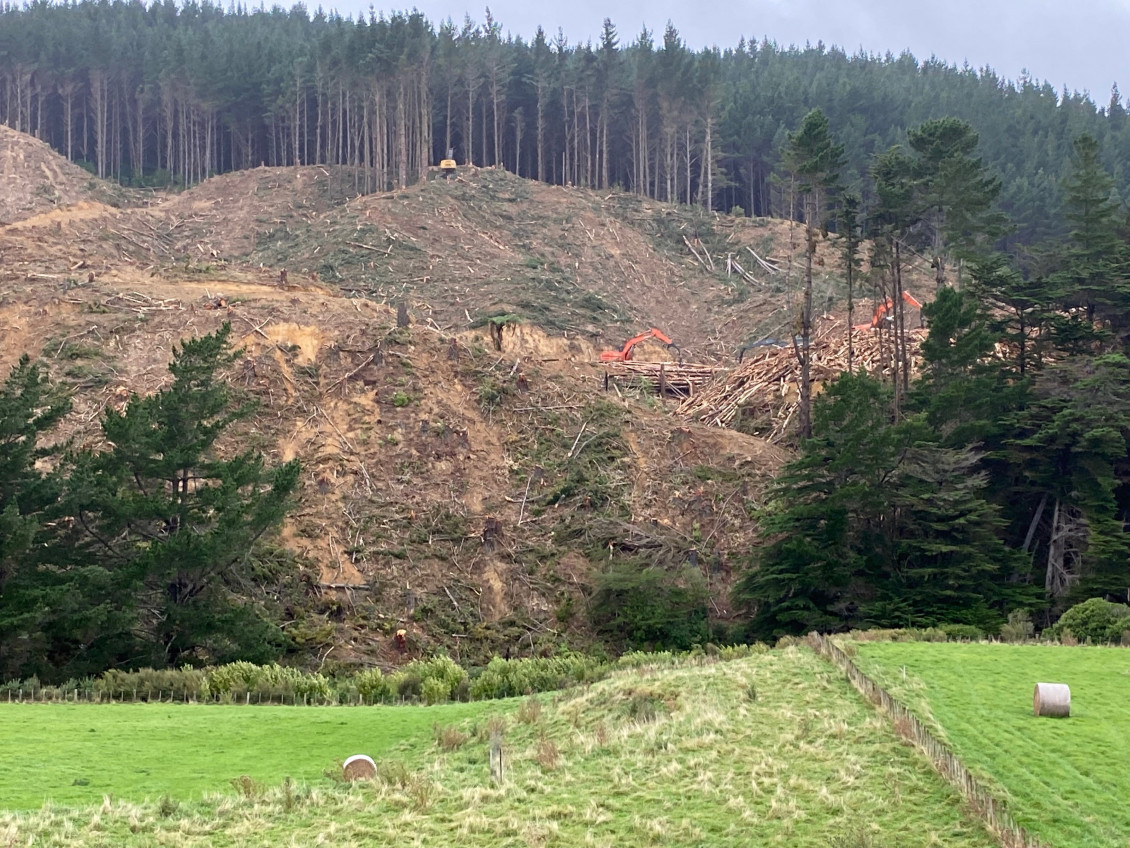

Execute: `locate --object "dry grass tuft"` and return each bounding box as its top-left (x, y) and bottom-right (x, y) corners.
top-left (535, 735), bottom-right (561, 770)
top-left (517, 696), bottom-right (543, 725)
top-left (434, 723), bottom-right (471, 751)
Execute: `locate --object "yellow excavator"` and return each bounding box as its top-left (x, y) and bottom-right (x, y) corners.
top-left (439, 147), bottom-right (457, 179)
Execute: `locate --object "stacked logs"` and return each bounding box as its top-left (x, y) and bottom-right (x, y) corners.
top-left (677, 321), bottom-right (927, 442)
top-left (604, 361), bottom-right (723, 398)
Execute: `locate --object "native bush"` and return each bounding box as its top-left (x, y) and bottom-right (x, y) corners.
top-left (1049, 598), bottom-right (1130, 644)
top-left (469, 652), bottom-right (604, 699)
top-left (355, 668), bottom-right (393, 703)
top-left (940, 623), bottom-right (985, 641)
top-left (999, 609), bottom-right (1036, 642)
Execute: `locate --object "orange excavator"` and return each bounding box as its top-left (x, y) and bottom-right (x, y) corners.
top-left (856, 291), bottom-right (923, 330)
top-left (600, 328), bottom-right (681, 362)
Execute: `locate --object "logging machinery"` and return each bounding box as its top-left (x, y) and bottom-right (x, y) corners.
top-left (439, 147), bottom-right (457, 179)
top-left (856, 291), bottom-right (923, 330)
top-left (600, 328), bottom-right (681, 362)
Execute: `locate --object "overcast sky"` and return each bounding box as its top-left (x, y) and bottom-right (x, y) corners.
top-left (330, 0), bottom-right (1128, 103)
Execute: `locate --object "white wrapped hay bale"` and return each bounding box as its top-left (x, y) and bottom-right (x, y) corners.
top-left (342, 754), bottom-right (377, 780)
top-left (1033, 682), bottom-right (1071, 717)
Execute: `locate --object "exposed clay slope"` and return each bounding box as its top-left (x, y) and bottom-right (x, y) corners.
top-left (0, 267), bottom-right (784, 665)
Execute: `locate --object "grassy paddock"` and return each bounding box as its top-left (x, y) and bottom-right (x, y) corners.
top-left (1, 649), bottom-right (995, 847)
top-left (0, 700), bottom-right (499, 810)
top-left (853, 641), bottom-right (1130, 848)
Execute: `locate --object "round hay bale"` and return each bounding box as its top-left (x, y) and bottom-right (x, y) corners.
top-left (1033, 682), bottom-right (1071, 717)
top-left (342, 754), bottom-right (377, 781)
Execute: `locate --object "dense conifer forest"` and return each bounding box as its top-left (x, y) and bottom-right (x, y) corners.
top-left (2, 0), bottom-right (1130, 244)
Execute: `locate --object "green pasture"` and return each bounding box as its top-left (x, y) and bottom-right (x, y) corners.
top-left (854, 641), bottom-right (1130, 848)
top-left (0, 649), bottom-right (996, 847)
top-left (0, 700), bottom-right (499, 810)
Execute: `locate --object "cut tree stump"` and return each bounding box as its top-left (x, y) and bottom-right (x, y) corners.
top-left (1033, 682), bottom-right (1071, 717)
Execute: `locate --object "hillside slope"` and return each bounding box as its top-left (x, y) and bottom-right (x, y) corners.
top-left (0, 127), bottom-right (931, 664)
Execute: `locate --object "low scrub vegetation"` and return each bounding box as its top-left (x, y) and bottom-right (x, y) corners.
top-left (0, 646), bottom-right (768, 706)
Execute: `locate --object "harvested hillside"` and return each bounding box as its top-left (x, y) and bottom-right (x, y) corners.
top-left (0, 126), bottom-right (934, 663)
top-left (0, 262), bottom-right (783, 665)
top-left (0, 124), bottom-right (136, 227)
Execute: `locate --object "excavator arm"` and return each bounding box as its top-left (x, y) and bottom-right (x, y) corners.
top-left (860, 291), bottom-right (924, 330)
top-left (600, 328), bottom-right (680, 362)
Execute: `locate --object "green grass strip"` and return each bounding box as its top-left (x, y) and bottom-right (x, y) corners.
top-left (854, 641), bottom-right (1130, 848)
top-left (0, 700), bottom-right (498, 810)
top-left (1, 649), bottom-right (996, 847)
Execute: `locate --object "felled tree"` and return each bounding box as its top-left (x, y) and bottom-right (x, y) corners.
top-left (59, 323), bottom-right (301, 667)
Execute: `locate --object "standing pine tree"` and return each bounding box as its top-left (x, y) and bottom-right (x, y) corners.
top-left (0, 356), bottom-right (70, 679)
top-left (783, 109), bottom-right (843, 438)
top-left (907, 117), bottom-right (1005, 291)
top-left (1057, 134), bottom-right (1130, 338)
top-left (57, 323), bottom-right (302, 669)
top-left (840, 192), bottom-right (863, 373)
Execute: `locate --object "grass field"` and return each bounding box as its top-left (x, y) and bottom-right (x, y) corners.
top-left (0, 648), bottom-right (996, 848)
top-left (0, 700), bottom-right (500, 810)
top-left (853, 641), bottom-right (1130, 848)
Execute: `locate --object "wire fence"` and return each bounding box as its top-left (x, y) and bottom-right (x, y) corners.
top-left (808, 632), bottom-right (1051, 848)
top-left (1, 688), bottom-right (373, 706)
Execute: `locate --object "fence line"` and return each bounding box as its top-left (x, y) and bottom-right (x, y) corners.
top-left (2, 688), bottom-right (372, 706)
top-left (808, 632), bottom-right (1050, 848)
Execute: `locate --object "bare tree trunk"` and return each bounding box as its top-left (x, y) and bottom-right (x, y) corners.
top-left (583, 90), bottom-right (591, 188)
top-left (61, 79), bottom-right (77, 163)
top-left (396, 78), bottom-right (408, 188)
top-left (535, 77), bottom-right (545, 182)
top-left (1045, 499), bottom-right (1083, 599)
top-left (797, 192), bottom-right (815, 440)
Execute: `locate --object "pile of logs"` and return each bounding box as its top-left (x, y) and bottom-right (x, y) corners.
top-left (604, 361), bottom-right (722, 398)
top-left (677, 320), bottom-right (927, 441)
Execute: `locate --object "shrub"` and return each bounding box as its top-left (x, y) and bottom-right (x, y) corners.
top-left (589, 562), bottom-right (709, 651)
top-left (390, 671), bottom-right (423, 701)
top-left (355, 668), bottom-right (393, 704)
top-left (420, 676), bottom-right (449, 705)
top-left (1049, 598), bottom-right (1130, 644)
top-left (1000, 609), bottom-right (1036, 642)
top-left (941, 623), bottom-right (985, 641)
top-left (95, 666), bottom-right (207, 700)
top-left (433, 724), bottom-right (470, 751)
top-left (535, 735), bottom-right (560, 769)
top-left (402, 655), bottom-right (467, 703)
top-left (469, 653), bottom-right (604, 699)
top-left (206, 663), bottom-right (331, 702)
top-left (623, 689), bottom-right (668, 722)
top-left (516, 696), bottom-right (543, 724)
